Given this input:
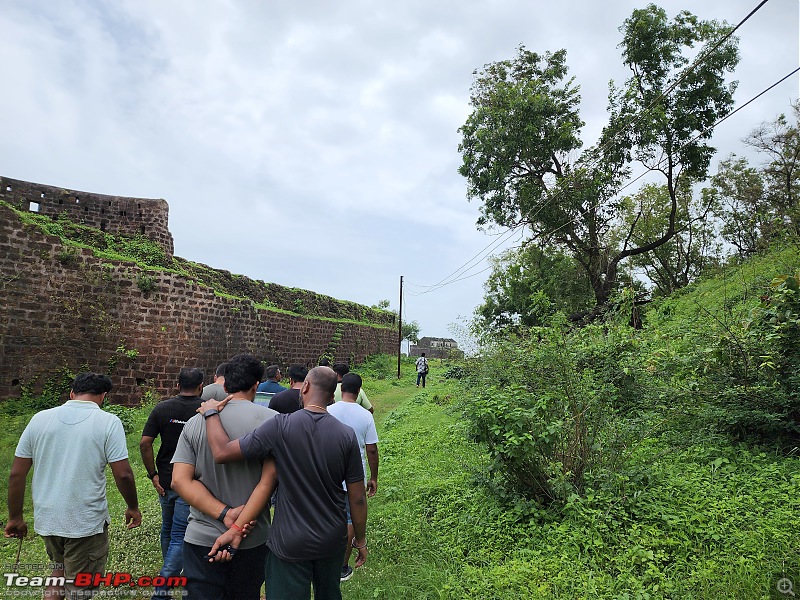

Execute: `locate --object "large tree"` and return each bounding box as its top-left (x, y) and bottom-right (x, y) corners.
top-left (459, 4), bottom-right (739, 309)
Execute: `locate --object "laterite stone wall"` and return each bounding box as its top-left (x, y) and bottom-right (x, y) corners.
top-left (0, 201), bottom-right (396, 405)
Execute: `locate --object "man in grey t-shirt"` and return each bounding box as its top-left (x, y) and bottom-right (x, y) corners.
top-left (200, 366), bottom-right (368, 600)
top-left (172, 354), bottom-right (277, 600)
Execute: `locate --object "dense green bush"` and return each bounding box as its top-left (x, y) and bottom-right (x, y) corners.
top-left (462, 317), bottom-right (638, 503)
top-left (705, 270), bottom-right (800, 445)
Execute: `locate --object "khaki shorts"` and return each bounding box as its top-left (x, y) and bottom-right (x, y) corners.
top-left (43, 523), bottom-right (109, 600)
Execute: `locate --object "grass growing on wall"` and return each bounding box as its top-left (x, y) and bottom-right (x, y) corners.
top-left (3, 201), bottom-right (394, 327)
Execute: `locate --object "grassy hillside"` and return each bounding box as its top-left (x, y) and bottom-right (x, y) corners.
top-left (1, 245), bottom-right (799, 598)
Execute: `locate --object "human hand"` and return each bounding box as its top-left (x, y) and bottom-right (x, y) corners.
top-left (354, 544), bottom-right (368, 568)
top-left (367, 478), bottom-right (377, 497)
top-left (151, 474), bottom-right (165, 497)
top-left (197, 396), bottom-right (232, 415)
top-left (207, 528), bottom-right (243, 562)
top-left (4, 518), bottom-right (27, 539)
top-left (125, 508), bottom-right (142, 529)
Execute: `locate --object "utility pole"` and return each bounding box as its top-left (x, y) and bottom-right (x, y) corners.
top-left (397, 275), bottom-right (403, 379)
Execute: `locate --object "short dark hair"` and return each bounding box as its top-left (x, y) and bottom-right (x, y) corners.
top-left (71, 373), bottom-right (113, 396)
top-left (318, 358), bottom-right (331, 367)
top-left (332, 362), bottom-right (350, 377)
top-left (341, 372), bottom-right (362, 395)
top-left (265, 364), bottom-right (280, 380)
top-left (421, 352), bottom-right (426, 357)
top-left (286, 364), bottom-right (308, 383)
top-left (224, 354), bottom-right (265, 393)
top-left (215, 363), bottom-right (228, 377)
top-left (178, 367), bottom-right (204, 391)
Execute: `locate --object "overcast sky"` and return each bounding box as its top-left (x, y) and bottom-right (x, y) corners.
top-left (1, 0), bottom-right (797, 348)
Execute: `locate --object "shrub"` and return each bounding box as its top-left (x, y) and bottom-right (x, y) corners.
top-left (462, 317), bottom-right (626, 504)
top-left (706, 270), bottom-right (800, 446)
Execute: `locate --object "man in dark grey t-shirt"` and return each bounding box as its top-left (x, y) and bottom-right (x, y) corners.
top-left (200, 366), bottom-right (368, 600)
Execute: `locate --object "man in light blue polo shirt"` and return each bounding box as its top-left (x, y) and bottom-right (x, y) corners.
top-left (5, 373), bottom-right (141, 600)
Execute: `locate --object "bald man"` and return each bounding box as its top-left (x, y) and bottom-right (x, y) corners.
top-left (198, 366), bottom-right (368, 600)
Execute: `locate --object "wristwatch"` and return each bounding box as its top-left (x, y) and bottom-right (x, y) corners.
top-left (217, 505), bottom-right (232, 523)
top-left (203, 408), bottom-right (220, 419)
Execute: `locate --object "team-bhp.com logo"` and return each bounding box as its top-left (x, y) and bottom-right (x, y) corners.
top-left (4, 572), bottom-right (186, 590)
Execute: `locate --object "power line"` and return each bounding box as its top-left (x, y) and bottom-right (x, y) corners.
top-left (406, 224), bottom-right (521, 291)
top-left (616, 65), bottom-right (800, 196)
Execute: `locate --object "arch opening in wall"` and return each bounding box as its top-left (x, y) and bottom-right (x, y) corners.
top-left (100, 221), bottom-right (107, 231)
top-left (29, 201), bottom-right (40, 212)
top-left (140, 225), bottom-right (146, 235)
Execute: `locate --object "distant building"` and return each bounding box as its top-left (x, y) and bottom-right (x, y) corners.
top-left (409, 337), bottom-right (463, 359)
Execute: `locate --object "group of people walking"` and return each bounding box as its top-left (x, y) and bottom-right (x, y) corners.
top-left (5, 355), bottom-right (381, 600)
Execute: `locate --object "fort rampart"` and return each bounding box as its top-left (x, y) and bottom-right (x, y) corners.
top-left (0, 179), bottom-right (396, 404)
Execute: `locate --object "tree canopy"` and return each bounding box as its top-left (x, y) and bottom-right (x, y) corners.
top-left (459, 4), bottom-right (740, 309)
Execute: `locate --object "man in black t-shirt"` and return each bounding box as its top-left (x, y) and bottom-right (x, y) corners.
top-left (200, 366), bottom-right (368, 600)
top-left (140, 367), bottom-right (204, 599)
top-left (268, 363), bottom-right (307, 414)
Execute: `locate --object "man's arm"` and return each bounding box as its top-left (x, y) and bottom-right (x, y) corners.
top-left (109, 459), bottom-right (141, 529)
top-left (197, 400), bottom-right (244, 464)
top-left (365, 443), bottom-right (379, 497)
top-left (172, 462), bottom-right (243, 527)
top-left (138, 436), bottom-right (165, 496)
top-left (207, 458), bottom-right (277, 561)
top-left (4, 457), bottom-right (32, 538)
top-left (346, 479), bottom-right (368, 567)
top-left (358, 389), bottom-right (374, 413)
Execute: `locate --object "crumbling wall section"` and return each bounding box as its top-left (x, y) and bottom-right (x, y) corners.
top-left (0, 203), bottom-right (395, 404)
top-left (0, 176), bottom-right (174, 259)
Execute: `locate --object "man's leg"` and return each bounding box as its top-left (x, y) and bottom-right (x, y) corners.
top-left (265, 549), bottom-right (313, 600)
top-left (42, 536), bottom-right (66, 599)
top-left (311, 550), bottom-right (346, 600)
top-left (183, 541), bottom-right (227, 600)
top-left (158, 489), bottom-right (177, 560)
top-left (153, 492), bottom-right (189, 598)
top-left (60, 524), bottom-right (109, 600)
top-left (416, 372), bottom-right (421, 387)
top-left (227, 543), bottom-right (267, 600)
top-left (421, 373), bottom-right (427, 388)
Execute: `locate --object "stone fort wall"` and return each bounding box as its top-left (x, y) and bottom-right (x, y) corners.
top-left (0, 190), bottom-right (396, 405)
top-left (0, 176), bottom-right (174, 259)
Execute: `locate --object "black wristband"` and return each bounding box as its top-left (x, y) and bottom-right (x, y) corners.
top-left (147, 471), bottom-right (158, 480)
top-left (203, 408), bottom-right (220, 419)
top-left (217, 505), bottom-right (231, 523)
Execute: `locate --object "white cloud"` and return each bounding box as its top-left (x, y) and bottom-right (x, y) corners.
top-left (0, 0), bottom-right (797, 340)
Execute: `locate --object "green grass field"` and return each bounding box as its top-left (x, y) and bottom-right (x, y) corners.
top-left (2, 354), bottom-right (799, 599)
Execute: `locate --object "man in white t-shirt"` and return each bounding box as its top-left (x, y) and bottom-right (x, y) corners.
top-left (415, 353), bottom-right (429, 388)
top-left (5, 373), bottom-right (141, 600)
top-left (327, 372), bottom-right (378, 581)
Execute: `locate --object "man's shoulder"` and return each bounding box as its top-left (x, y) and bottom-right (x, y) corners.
top-left (225, 401), bottom-right (279, 422)
top-left (148, 396), bottom-right (180, 413)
